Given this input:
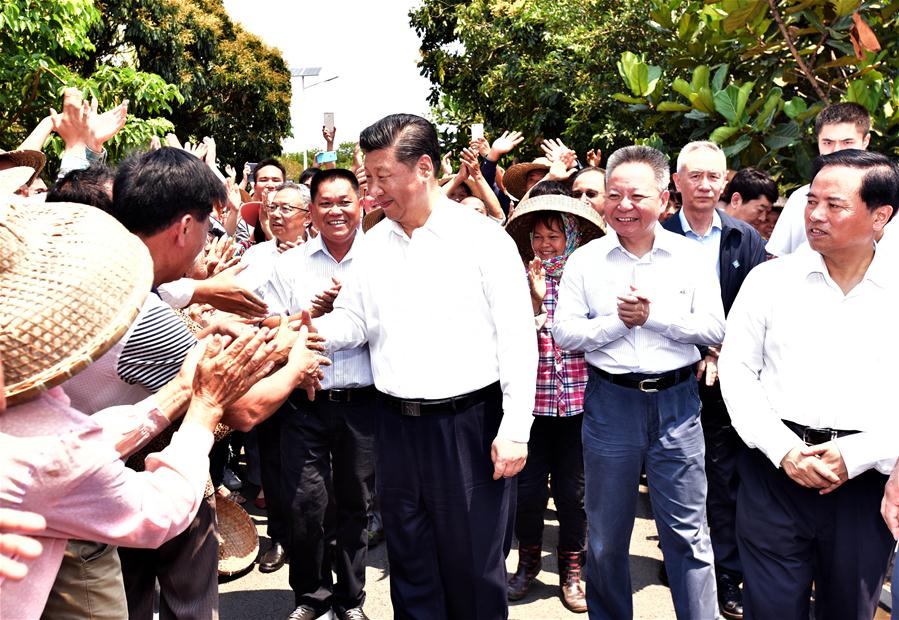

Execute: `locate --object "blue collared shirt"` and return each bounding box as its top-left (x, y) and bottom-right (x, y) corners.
top-left (678, 208), bottom-right (722, 276)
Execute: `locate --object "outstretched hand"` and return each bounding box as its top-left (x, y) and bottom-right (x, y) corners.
top-left (488, 130), bottom-right (524, 161)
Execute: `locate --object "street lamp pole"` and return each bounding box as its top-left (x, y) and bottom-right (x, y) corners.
top-left (290, 67), bottom-right (339, 169)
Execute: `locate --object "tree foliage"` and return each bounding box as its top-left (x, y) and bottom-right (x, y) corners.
top-left (411, 0), bottom-right (899, 187)
top-left (409, 0), bottom-right (662, 160)
top-left (614, 0), bottom-right (899, 187)
top-left (68, 0), bottom-right (292, 168)
top-left (0, 0), bottom-right (182, 161)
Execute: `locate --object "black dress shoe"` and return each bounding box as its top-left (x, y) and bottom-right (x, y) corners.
top-left (718, 573), bottom-right (744, 620)
top-left (259, 542), bottom-right (287, 573)
top-left (336, 607), bottom-right (370, 620)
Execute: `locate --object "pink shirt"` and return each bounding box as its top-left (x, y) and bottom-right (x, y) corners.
top-left (0, 388), bottom-right (212, 619)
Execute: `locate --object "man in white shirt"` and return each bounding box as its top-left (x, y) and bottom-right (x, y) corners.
top-left (262, 169), bottom-right (376, 620)
top-left (313, 114), bottom-right (537, 619)
top-left (665, 141), bottom-right (768, 619)
top-left (719, 150), bottom-right (898, 619)
top-left (765, 102), bottom-right (871, 256)
top-left (553, 145), bottom-right (725, 619)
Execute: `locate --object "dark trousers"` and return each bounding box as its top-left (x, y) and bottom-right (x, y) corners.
top-left (515, 414), bottom-right (586, 553)
top-left (737, 448), bottom-right (893, 620)
top-left (281, 389), bottom-right (376, 614)
top-left (698, 380), bottom-right (743, 580)
top-left (376, 383), bottom-right (512, 620)
top-left (258, 406), bottom-right (289, 545)
top-left (118, 495), bottom-right (218, 620)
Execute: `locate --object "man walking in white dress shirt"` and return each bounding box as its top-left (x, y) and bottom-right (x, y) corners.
top-left (313, 113), bottom-right (537, 620)
top-left (719, 149), bottom-right (899, 619)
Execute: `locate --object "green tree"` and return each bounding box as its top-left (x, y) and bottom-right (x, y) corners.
top-left (613, 0), bottom-right (899, 186)
top-left (71, 0), bottom-right (292, 168)
top-left (0, 0), bottom-right (182, 164)
top-left (410, 0), bottom-right (662, 160)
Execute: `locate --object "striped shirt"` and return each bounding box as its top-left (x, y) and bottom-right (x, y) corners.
top-left (553, 225), bottom-right (725, 374)
top-left (534, 275), bottom-right (587, 417)
top-left (260, 233), bottom-right (373, 390)
top-left (117, 293), bottom-right (197, 392)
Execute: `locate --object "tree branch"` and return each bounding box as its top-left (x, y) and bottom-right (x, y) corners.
top-left (766, 0), bottom-right (828, 101)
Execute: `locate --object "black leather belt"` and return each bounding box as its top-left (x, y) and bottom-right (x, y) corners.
top-left (782, 420), bottom-right (859, 446)
top-left (324, 386), bottom-right (376, 403)
top-left (591, 365), bottom-right (694, 393)
top-left (382, 382), bottom-right (499, 417)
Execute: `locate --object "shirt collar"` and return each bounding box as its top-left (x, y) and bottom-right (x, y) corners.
top-left (603, 223), bottom-right (677, 259)
top-left (801, 242), bottom-right (892, 289)
top-left (387, 198), bottom-right (456, 241)
top-left (306, 229), bottom-right (363, 263)
top-left (678, 208), bottom-right (721, 238)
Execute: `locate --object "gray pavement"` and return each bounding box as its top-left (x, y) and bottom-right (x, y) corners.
top-left (219, 484), bottom-right (675, 619)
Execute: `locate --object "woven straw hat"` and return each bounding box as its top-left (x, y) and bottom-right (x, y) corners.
top-left (0, 201), bottom-right (153, 405)
top-left (504, 193), bottom-right (606, 262)
top-left (0, 167), bottom-right (36, 197)
top-left (217, 496), bottom-right (259, 576)
top-left (362, 206), bottom-right (387, 233)
top-left (503, 158), bottom-right (552, 201)
top-left (0, 149), bottom-right (46, 187)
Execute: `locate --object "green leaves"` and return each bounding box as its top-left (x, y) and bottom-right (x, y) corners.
top-left (617, 51), bottom-right (662, 97)
top-left (713, 82), bottom-right (754, 125)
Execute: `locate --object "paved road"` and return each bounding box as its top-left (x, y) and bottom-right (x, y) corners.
top-left (219, 484), bottom-right (676, 619)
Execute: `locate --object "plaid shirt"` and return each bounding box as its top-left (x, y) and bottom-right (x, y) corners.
top-left (534, 276), bottom-right (588, 417)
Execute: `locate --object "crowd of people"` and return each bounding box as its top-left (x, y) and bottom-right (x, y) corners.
top-left (1, 86), bottom-right (898, 620)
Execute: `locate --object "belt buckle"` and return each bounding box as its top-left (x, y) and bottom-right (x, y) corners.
top-left (802, 427), bottom-right (837, 445)
top-left (401, 401), bottom-right (421, 417)
top-left (638, 378), bottom-right (660, 393)
top-left (328, 390), bottom-right (344, 402)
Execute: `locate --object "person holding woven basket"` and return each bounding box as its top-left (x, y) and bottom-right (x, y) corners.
top-left (503, 193), bottom-right (605, 613)
top-left (0, 198), bottom-right (279, 620)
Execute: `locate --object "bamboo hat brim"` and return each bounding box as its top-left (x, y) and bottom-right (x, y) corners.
top-left (504, 193), bottom-right (606, 262)
top-left (217, 496), bottom-right (259, 576)
top-left (0, 201), bottom-right (153, 405)
top-left (503, 158), bottom-right (552, 201)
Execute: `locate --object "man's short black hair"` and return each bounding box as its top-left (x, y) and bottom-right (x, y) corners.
top-left (814, 102), bottom-right (871, 136)
top-left (310, 168), bottom-right (360, 202)
top-left (813, 149), bottom-right (898, 220)
top-left (359, 114), bottom-right (440, 178)
top-left (255, 157), bottom-right (286, 180)
top-left (111, 147), bottom-right (225, 236)
top-left (722, 167), bottom-right (778, 204)
top-left (46, 164), bottom-right (115, 213)
top-left (298, 168), bottom-right (317, 186)
top-left (528, 180), bottom-right (572, 198)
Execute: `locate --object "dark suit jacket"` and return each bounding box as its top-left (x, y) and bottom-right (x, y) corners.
top-left (662, 208), bottom-right (767, 317)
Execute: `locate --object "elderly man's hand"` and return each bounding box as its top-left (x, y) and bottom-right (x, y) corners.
top-left (617, 287), bottom-right (650, 328)
top-left (800, 441), bottom-right (849, 494)
top-left (491, 438), bottom-right (528, 480)
top-left (780, 445), bottom-right (842, 489)
top-left (187, 330), bottom-right (277, 429)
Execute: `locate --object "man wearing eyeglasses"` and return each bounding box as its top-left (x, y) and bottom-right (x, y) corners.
top-left (662, 142), bottom-right (768, 619)
top-left (553, 145), bottom-right (725, 619)
top-left (238, 180), bottom-right (312, 574)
